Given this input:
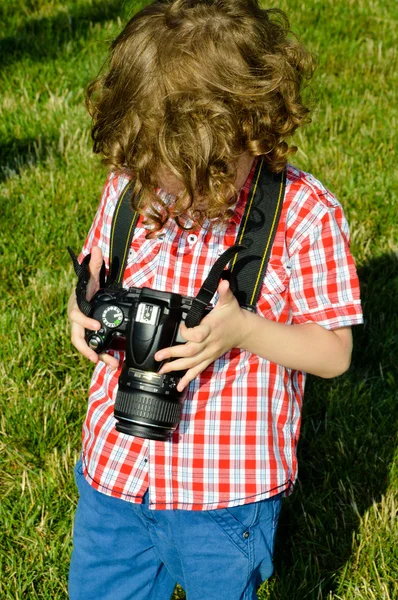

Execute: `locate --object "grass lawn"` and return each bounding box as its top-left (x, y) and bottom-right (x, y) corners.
top-left (0, 0), bottom-right (397, 598)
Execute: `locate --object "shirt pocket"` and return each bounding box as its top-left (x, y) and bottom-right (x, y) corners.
top-left (123, 233), bottom-right (163, 288)
top-left (256, 260), bottom-right (291, 319)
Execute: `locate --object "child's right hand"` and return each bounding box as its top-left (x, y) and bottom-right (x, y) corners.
top-left (68, 246), bottom-right (119, 370)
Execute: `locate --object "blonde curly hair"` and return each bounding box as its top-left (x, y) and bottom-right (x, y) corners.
top-left (87, 0), bottom-right (315, 233)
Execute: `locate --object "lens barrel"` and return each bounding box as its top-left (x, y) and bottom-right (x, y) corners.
top-left (114, 369), bottom-right (186, 441)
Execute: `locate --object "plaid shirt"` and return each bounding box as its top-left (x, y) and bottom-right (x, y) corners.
top-left (78, 159), bottom-right (363, 510)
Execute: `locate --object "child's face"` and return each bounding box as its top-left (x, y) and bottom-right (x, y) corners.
top-left (156, 152), bottom-right (254, 199)
top-left (156, 166), bottom-right (185, 197)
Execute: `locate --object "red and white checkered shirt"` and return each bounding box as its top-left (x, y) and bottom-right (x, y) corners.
top-left (78, 159), bottom-right (363, 510)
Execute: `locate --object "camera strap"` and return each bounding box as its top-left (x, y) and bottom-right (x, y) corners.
top-left (67, 247), bottom-right (106, 316)
top-left (107, 180), bottom-right (143, 289)
top-left (229, 156), bottom-right (286, 309)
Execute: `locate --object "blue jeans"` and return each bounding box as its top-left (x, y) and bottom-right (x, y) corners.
top-left (69, 459), bottom-right (282, 600)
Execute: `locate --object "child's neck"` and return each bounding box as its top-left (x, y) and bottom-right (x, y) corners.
top-left (234, 152), bottom-right (255, 192)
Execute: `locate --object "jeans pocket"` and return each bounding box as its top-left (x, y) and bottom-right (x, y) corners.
top-left (207, 501), bottom-right (259, 558)
top-left (224, 500), bottom-right (260, 530)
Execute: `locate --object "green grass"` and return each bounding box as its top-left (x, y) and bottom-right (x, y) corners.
top-left (0, 0), bottom-right (397, 598)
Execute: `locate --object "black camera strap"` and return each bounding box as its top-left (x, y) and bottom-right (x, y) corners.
top-left (230, 156), bottom-right (286, 309)
top-left (107, 180), bottom-right (142, 289)
top-left (68, 247), bottom-right (106, 316)
top-left (184, 243), bottom-right (244, 328)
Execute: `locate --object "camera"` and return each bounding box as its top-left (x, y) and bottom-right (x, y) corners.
top-left (86, 287), bottom-right (211, 441)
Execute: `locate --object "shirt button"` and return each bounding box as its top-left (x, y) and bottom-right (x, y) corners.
top-left (243, 531), bottom-right (250, 539)
top-left (187, 234), bottom-right (197, 247)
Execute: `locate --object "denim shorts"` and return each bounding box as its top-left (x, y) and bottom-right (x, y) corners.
top-left (69, 459), bottom-right (282, 600)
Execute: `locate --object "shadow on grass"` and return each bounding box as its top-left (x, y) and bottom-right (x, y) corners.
top-left (0, 0), bottom-right (131, 67)
top-left (269, 252), bottom-right (398, 599)
top-left (170, 253), bottom-right (397, 600)
top-left (0, 136), bottom-right (52, 184)
top-left (0, 127), bottom-right (92, 185)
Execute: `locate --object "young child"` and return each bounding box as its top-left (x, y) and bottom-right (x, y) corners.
top-left (67, 1), bottom-right (363, 599)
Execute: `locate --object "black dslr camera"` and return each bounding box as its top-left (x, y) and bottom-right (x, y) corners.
top-left (68, 242), bottom-right (241, 442)
top-left (86, 287), bottom-right (210, 441)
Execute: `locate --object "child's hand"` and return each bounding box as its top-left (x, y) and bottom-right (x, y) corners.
top-left (154, 280), bottom-right (251, 391)
top-left (68, 246), bottom-right (119, 370)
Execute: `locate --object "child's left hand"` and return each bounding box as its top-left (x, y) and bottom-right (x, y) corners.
top-left (154, 280), bottom-right (250, 391)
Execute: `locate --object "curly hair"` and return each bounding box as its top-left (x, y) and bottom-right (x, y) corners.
top-left (87, 0), bottom-right (315, 233)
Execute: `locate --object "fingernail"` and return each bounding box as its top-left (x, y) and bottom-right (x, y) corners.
top-left (90, 356), bottom-right (97, 364)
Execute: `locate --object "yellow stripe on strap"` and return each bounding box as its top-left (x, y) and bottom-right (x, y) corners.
top-left (109, 180), bottom-right (141, 285)
top-left (116, 214), bottom-right (137, 285)
top-left (230, 156), bottom-right (265, 272)
top-left (249, 170), bottom-right (285, 305)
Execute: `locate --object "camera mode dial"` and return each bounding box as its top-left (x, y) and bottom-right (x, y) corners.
top-left (102, 306), bottom-right (124, 329)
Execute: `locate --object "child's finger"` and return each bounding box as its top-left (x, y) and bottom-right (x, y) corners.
top-left (155, 340), bottom-right (202, 362)
top-left (214, 279), bottom-right (236, 308)
top-left (158, 356), bottom-right (198, 375)
top-left (88, 246), bottom-right (104, 277)
top-left (86, 246), bottom-right (104, 300)
top-left (98, 353), bottom-right (119, 370)
top-left (69, 307), bottom-right (101, 331)
top-left (70, 323), bottom-right (119, 369)
top-left (71, 323), bottom-right (99, 363)
top-left (217, 279), bottom-right (230, 295)
top-left (180, 322), bottom-right (210, 342)
top-left (177, 360), bottom-right (212, 391)
top-left (157, 344), bottom-right (209, 373)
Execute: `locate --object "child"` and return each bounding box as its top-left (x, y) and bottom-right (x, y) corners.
top-left (67, 1), bottom-right (363, 599)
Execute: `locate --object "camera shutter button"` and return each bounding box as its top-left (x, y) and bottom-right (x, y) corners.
top-left (88, 335), bottom-right (103, 351)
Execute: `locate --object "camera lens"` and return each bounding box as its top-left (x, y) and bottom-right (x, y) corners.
top-left (114, 367), bottom-right (186, 441)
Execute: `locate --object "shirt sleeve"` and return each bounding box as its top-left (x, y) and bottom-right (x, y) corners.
top-left (288, 196), bottom-right (363, 330)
